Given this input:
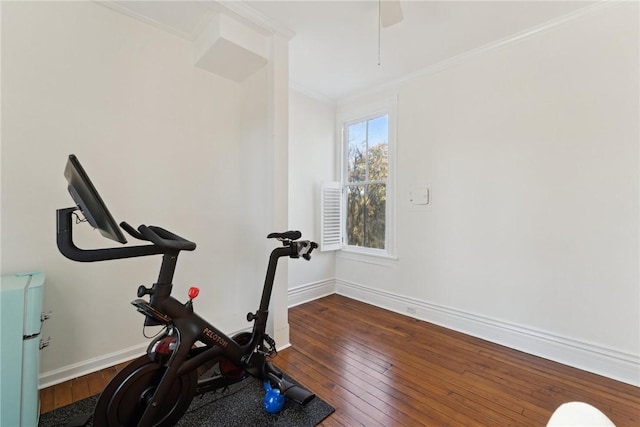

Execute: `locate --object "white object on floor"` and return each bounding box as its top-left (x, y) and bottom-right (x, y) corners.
top-left (547, 402), bottom-right (615, 426)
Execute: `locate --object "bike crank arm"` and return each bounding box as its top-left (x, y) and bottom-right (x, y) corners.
top-left (265, 371), bottom-right (315, 405)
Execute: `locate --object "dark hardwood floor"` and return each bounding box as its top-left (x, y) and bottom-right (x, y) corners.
top-left (41, 294), bottom-right (640, 426)
top-left (278, 295), bottom-right (640, 426)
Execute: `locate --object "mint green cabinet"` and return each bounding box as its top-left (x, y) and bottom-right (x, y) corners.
top-left (1, 272), bottom-right (45, 426)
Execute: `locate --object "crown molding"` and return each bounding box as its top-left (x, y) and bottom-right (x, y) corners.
top-left (290, 81), bottom-right (337, 107)
top-left (215, 1), bottom-right (296, 40)
top-left (95, 1), bottom-right (214, 41)
top-left (96, 1), bottom-right (295, 42)
top-left (339, 0), bottom-right (621, 105)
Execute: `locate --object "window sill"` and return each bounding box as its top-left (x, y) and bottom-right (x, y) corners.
top-left (337, 247), bottom-right (399, 266)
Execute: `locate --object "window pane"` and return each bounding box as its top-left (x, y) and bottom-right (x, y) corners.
top-left (346, 184), bottom-right (386, 250)
top-left (364, 183), bottom-right (386, 249)
top-left (367, 115), bottom-right (388, 181)
top-left (347, 122), bottom-right (366, 182)
top-left (346, 185), bottom-right (365, 247)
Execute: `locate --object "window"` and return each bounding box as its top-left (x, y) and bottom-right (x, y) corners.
top-left (344, 114), bottom-right (389, 250)
top-left (319, 96), bottom-right (396, 257)
top-left (336, 96), bottom-right (396, 257)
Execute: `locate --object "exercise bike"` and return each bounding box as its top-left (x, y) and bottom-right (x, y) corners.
top-left (56, 155), bottom-right (317, 426)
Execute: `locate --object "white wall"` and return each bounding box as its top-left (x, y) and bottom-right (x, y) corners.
top-left (1, 1), bottom-right (278, 385)
top-left (335, 2), bottom-right (639, 385)
top-left (288, 90), bottom-right (336, 302)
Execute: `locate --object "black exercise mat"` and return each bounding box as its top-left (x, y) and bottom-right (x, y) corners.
top-left (39, 375), bottom-right (334, 427)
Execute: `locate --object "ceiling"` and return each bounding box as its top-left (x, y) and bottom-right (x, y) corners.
top-left (103, 1), bottom-right (595, 102)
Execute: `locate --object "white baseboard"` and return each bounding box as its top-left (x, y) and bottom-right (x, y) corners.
top-left (39, 342), bottom-right (148, 389)
top-left (336, 279), bottom-right (640, 387)
top-left (288, 279), bottom-right (336, 308)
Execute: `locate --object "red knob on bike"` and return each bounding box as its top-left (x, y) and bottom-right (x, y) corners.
top-left (188, 287), bottom-right (200, 300)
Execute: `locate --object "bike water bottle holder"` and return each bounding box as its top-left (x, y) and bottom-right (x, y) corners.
top-left (132, 299), bottom-right (171, 325)
top-left (263, 334), bottom-right (278, 357)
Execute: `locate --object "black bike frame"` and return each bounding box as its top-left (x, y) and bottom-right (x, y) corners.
top-left (57, 206), bottom-right (312, 427)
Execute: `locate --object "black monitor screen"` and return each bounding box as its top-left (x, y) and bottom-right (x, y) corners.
top-left (64, 154), bottom-right (127, 244)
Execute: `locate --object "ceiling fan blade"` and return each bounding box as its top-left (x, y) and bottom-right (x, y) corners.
top-left (380, 0), bottom-right (404, 28)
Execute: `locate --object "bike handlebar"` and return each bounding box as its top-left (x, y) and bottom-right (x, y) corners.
top-left (137, 225), bottom-right (197, 251)
top-left (120, 221), bottom-right (196, 251)
top-left (58, 206), bottom-right (313, 263)
top-left (57, 207), bottom-right (165, 262)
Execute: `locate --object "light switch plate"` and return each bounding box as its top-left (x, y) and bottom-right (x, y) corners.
top-left (409, 186), bottom-right (429, 205)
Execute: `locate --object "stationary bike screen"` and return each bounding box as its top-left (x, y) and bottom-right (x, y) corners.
top-left (64, 154), bottom-right (127, 244)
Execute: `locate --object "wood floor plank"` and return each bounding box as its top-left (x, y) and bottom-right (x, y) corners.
top-left (70, 376), bottom-right (92, 402)
top-left (87, 369), bottom-right (108, 395)
top-left (39, 386), bottom-right (55, 414)
top-left (53, 380), bottom-right (72, 409)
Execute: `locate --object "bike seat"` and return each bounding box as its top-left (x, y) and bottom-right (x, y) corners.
top-left (267, 231), bottom-right (301, 241)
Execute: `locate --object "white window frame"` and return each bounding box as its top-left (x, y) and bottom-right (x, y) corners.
top-left (338, 95), bottom-right (397, 259)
